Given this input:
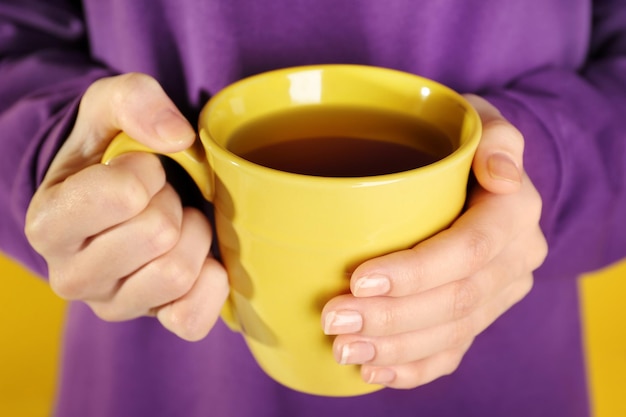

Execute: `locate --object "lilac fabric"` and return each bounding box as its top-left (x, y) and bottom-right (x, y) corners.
top-left (1, 1), bottom-right (625, 416)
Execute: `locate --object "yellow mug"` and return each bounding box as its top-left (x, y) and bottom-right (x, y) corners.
top-left (102, 65), bottom-right (481, 397)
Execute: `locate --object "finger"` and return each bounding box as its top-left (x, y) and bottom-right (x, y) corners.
top-left (44, 73), bottom-right (196, 184)
top-left (85, 207), bottom-right (209, 320)
top-left (54, 183), bottom-right (184, 302)
top-left (102, 207), bottom-right (213, 320)
top-left (333, 273), bottom-right (533, 368)
top-left (26, 152), bottom-right (167, 256)
top-left (325, 223), bottom-right (542, 337)
top-left (327, 274), bottom-right (499, 338)
top-left (350, 175), bottom-right (541, 298)
top-left (77, 72), bottom-right (196, 154)
top-left (357, 275), bottom-right (532, 388)
top-left (464, 94), bottom-right (524, 194)
top-left (360, 342), bottom-right (473, 389)
top-left (156, 255), bottom-right (229, 342)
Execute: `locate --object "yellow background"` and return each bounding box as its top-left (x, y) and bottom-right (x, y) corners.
top-left (1, 253), bottom-right (625, 416)
top-left (0, 255), bottom-right (65, 416)
top-left (580, 260), bottom-right (626, 417)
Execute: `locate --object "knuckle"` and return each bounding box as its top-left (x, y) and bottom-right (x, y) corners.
top-left (109, 154), bottom-right (168, 202)
top-left (60, 165), bottom-right (150, 221)
top-left (108, 73), bottom-right (156, 128)
top-left (463, 227), bottom-right (494, 271)
top-left (155, 257), bottom-right (197, 298)
top-left (49, 268), bottom-right (85, 300)
top-left (164, 305), bottom-right (207, 342)
top-left (24, 213), bottom-right (51, 253)
top-left (372, 302), bottom-right (398, 334)
top-left (117, 72), bottom-right (156, 90)
top-left (451, 279), bottom-right (481, 319)
top-left (105, 172), bottom-right (153, 218)
top-left (80, 76), bottom-right (110, 108)
top-left (403, 249), bottom-right (428, 292)
top-left (143, 209), bottom-right (181, 257)
top-left (111, 72), bottom-right (155, 105)
top-left (25, 193), bottom-right (64, 254)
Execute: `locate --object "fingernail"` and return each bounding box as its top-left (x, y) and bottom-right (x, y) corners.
top-left (339, 341), bottom-right (376, 365)
top-left (323, 310), bottom-right (363, 335)
top-left (367, 368), bottom-right (396, 385)
top-left (154, 108), bottom-right (194, 144)
top-left (487, 152), bottom-right (522, 183)
top-left (353, 274), bottom-right (391, 297)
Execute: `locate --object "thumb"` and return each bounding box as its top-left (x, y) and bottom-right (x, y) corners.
top-left (73, 72), bottom-right (196, 157)
top-left (464, 94), bottom-right (524, 194)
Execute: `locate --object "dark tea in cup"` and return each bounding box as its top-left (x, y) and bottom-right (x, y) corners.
top-left (228, 106), bottom-right (453, 177)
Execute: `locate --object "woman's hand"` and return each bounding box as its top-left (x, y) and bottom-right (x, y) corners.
top-left (321, 95), bottom-right (547, 388)
top-left (25, 73), bottom-right (229, 341)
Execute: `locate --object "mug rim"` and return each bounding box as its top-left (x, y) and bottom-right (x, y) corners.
top-left (198, 64), bottom-right (481, 185)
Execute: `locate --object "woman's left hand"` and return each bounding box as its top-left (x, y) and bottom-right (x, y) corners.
top-left (321, 95), bottom-right (548, 389)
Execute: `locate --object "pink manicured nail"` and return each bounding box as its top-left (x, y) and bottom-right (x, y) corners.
top-left (323, 310), bottom-right (363, 335)
top-left (353, 274), bottom-right (391, 297)
top-left (487, 152), bottom-right (522, 183)
top-left (339, 341), bottom-right (376, 365)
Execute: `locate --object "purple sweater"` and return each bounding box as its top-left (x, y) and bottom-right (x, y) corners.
top-left (1, 1), bottom-right (625, 416)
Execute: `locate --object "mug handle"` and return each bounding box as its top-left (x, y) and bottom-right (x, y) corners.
top-left (102, 132), bottom-right (214, 200)
top-left (101, 132), bottom-right (241, 332)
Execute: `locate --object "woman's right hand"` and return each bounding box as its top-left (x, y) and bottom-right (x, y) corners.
top-left (25, 73), bottom-right (229, 341)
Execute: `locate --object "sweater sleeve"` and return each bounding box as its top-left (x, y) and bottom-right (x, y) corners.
top-left (0, 1), bottom-right (114, 277)
top-left (482, 0), bottom-right (626, 277)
